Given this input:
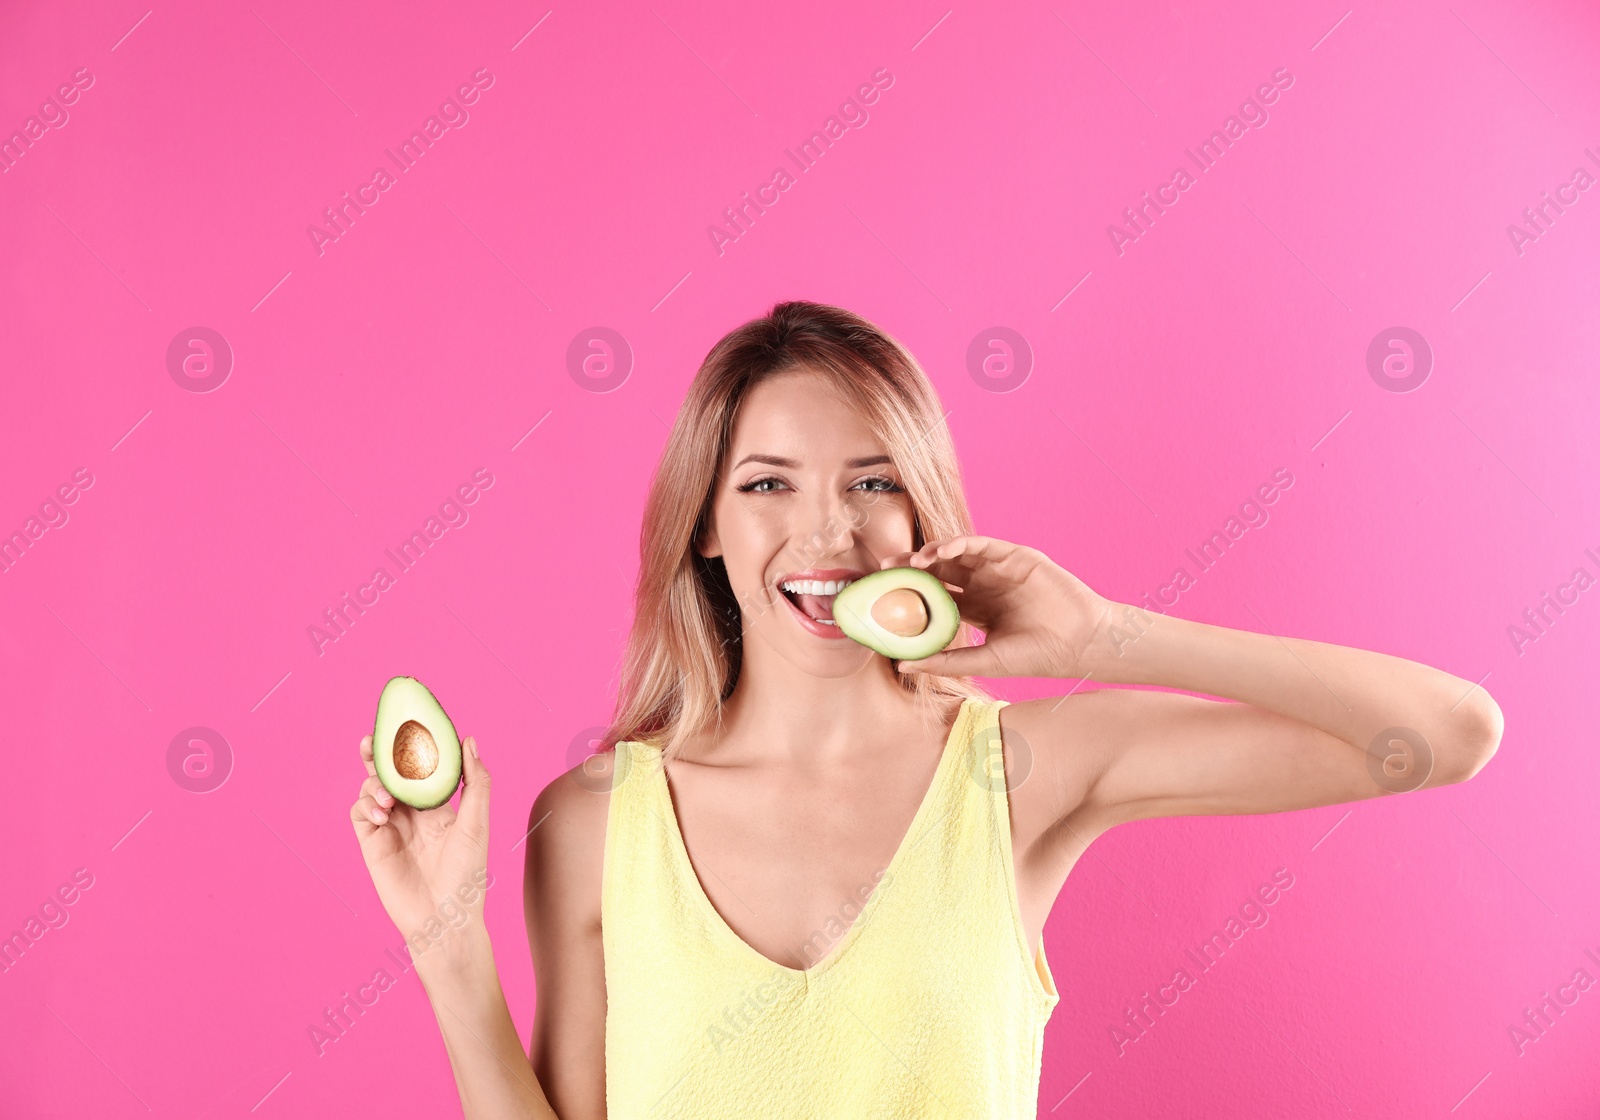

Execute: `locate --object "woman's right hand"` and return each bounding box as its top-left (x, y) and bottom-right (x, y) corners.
top-left (349, 732), bottom-right (494, 970)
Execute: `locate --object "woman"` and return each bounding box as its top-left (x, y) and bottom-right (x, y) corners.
top-left (350, 301), bottom-right (1504, 1119)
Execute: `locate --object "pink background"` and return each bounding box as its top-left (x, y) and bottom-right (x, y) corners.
top-left (4, 0), bottom-right (1598, 1115)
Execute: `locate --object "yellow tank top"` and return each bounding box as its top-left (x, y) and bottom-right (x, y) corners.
top-left (601, 696), bottom-right (1060, 1119)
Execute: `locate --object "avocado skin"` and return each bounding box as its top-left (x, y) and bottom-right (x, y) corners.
top-left (834, 567), bottom-right (961, 660)
top-left (372, 675), bottom-right (463, 810)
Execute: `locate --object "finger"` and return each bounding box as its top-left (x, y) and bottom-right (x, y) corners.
top-left (350, 793), bottom-right (389, 828)
top-left (912, 537), bottom-right (1027, 591)
top-left (910, 534), bottom-right (1011, 571)
top-left (361, 774), bottom-right (395, 808)
top-left (906, 543), bottom-right (978, 583)
top-left (909, 534), bottom-right (976, 563)
top-left (360, 734), bottom-right (377, 778)
top-left (897, 642), bottom-right (1001, 679)
top-left (456, 735), bottom-right (491, 843)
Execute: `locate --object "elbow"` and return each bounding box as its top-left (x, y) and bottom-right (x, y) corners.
top-left (1441, 692), bottom-right (1504, 784)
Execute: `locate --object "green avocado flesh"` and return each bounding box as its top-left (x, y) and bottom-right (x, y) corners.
top-left (372, 676), bottom-right (463, 810)
top-left (833, 567), bottom-right (960, 661)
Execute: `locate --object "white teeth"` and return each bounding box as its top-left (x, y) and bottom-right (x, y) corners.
top-left (779, 577), bottom-right (855, 596)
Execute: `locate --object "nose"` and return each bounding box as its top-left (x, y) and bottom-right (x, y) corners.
top-left (787, 490), bottom-right (863, 570)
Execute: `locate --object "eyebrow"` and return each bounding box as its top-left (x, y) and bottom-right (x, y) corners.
top-left (731, 453), bottom-right (894, 470)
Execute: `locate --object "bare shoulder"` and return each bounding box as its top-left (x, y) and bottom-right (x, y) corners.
top-left (522, 751), bottom-right (619, 928)
top-left (997, 689), bottom-right (1140, 849)
top-left (1000, 686), bottom-right (1131, 767)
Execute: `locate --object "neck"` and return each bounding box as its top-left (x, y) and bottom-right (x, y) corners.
top-left (705, 633), bottom-right (947, 767)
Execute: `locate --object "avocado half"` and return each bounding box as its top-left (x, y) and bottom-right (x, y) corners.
top-left (833, 567), bottom-right (960, 661)
top-left (372, 676), bottom-right (463, 810)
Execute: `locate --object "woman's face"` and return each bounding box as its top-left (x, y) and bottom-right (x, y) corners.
top-left (698, 368), bottom-right (919, 673)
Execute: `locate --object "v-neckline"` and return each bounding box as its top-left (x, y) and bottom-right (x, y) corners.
top-left (646, 697), bottom-right (977, 980)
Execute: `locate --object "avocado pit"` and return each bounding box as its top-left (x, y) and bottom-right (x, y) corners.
top-left (871, 586), bottom-right (930, 637)
top-left (393, 719), bottom-right (440, 781)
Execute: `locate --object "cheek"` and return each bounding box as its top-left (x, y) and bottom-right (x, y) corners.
top-left (710, 496), bottom-right (786, 579)
top-left (713, 507), bottom-right (789, 620)
top-left (851, 497), bottom-right (918, 549)
top-left (715, 494), bottom-right (788, 547)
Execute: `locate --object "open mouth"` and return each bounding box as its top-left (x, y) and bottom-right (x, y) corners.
top-left (778, 576), bottom-right (858, 627)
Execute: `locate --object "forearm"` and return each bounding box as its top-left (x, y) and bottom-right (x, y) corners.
top-left (1079, 602), bottom-right (1501, 767)
top-left (413, 927), bottom-right (560, 1120)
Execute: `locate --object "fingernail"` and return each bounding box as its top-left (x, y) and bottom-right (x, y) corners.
top-left (376, 789), bottom-right (394, 806)
top-left (370, 808), bottom-right (388, 824)
top-left (468, 737), bottom-right (479, 760)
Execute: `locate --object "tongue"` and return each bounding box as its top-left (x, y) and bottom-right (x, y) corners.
top-left (796, 593), bottom-right (836, 622)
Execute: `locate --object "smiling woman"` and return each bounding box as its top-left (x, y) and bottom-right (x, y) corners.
top-left (614, 303), bottom-right (993, 756)
top-left (348, 299), bottom-right (1503, 1120)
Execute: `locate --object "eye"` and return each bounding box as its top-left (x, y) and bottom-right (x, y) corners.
top-left (852, 475), bottom-right (905, 493)
top-left (736, 475), bottom-right (787, 494)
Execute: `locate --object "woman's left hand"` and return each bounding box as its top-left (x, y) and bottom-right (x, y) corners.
top-left (878, 535), bottom-right (1114, 680)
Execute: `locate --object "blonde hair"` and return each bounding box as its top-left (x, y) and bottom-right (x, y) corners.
top-left (604, 300), bottom-right (992, 761)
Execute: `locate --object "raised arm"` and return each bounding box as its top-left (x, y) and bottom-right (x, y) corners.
top-left (888, 535), bottom-right (1504, 832)
top-left (1008, 610), bottom-right (1502, 832)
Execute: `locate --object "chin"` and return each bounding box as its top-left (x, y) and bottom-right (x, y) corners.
top-left (754, 624), bottom-right (875, 678)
